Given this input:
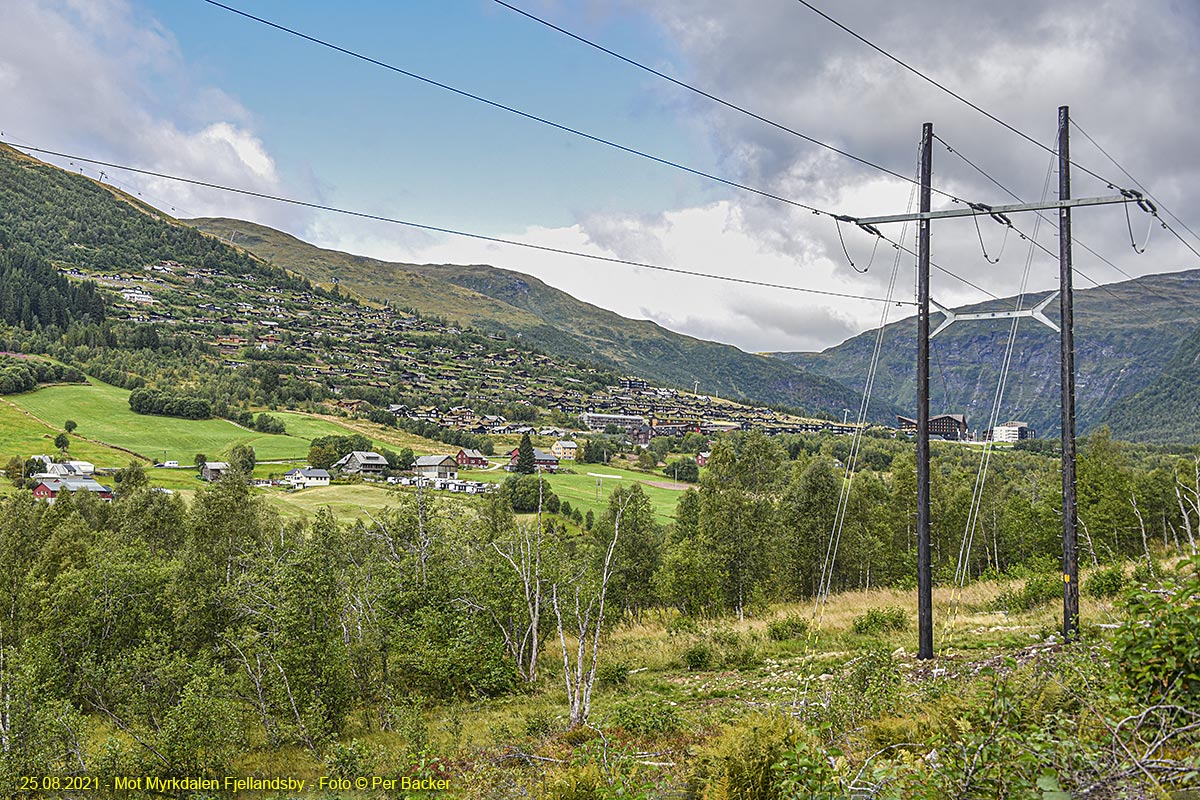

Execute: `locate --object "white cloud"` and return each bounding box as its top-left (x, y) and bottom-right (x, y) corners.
top-left (0, 0), bottom-right (297, 227)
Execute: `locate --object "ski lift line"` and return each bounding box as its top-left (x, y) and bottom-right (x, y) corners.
top-left (1, 140), bottom-right (913, 306)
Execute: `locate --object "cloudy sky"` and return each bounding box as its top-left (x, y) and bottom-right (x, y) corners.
top-left (3, 0), bottom-right (1198, 352)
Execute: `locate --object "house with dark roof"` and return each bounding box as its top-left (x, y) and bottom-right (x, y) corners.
top-left (333, 451), bottom-right (388, 475)
top-left (506, 448), bottom-right (560, 472)
top-left (897, 414), bottom-right (969, 440)
top-left (283, 467), bottom-right (331, 489)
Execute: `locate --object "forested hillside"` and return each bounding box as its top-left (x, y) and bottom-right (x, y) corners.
top-left (187, 217), bottom-right (879, 419)
top-left (774, 273), bottom-right (1200, 440)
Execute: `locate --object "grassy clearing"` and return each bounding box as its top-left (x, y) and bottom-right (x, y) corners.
top-left (467, 464), bottom-right (687, 522)
top-left (3, 381), bottom-right (455, 471)
top-left (0, 396), bottom-right (134, 467)
top-left (265, 482), bottom-right (402, 522)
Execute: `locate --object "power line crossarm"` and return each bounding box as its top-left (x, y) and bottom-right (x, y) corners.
top-left (856, 195), bottom-right (1132, 225)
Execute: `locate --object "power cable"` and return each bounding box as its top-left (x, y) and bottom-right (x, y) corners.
top-left (490, 0), bottom-right (973, 207)
top-left (790, 0), bottom-right (1114, 189)
top-left (1075, 118), bottom-right (1200, 253)
top-left (195, 1), bottom-right (1003, 303)
top-left (198, 0), bottom-right (834, 218)
top-left (2, 139), bottom-right (913, 306)
top-left (793, 0), bottom-right (1200, 271)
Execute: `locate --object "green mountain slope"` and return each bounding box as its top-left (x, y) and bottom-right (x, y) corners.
top-left (1099, 321), bottom-right (1200, 443)
top-left (772, 272), bottom-right (1200, 439)
top-left (187, 217), bottom-right (879, 417)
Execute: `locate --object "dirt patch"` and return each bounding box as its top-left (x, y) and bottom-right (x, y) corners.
top-left (643, 480), bottom-right (691, 490)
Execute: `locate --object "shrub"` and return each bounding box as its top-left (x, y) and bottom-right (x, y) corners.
top-left (990, 573), bottom-right (1061, 612)
top-left (666, 616), bottom-right (698, 637)
top-left (688, 713), bottom-right (795, 800)
top-left (607, 698), bottom-right (680, 736)
top-left (1115, 555), bottom-right (1200, 705)
top-left (682, 643), bottom-right (714, 671)
top-left (595, 660), bottom-right (629, 688)
top-left (767, 614), bottom-right (811, 642)
top-left (1083, 563), bottom-right (1126, 599)
top-left (1131, 558), bottom-right (1160, 586)
top-left (852, 606), bottom-right (910, 635)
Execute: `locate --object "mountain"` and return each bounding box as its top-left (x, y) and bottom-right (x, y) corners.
top-left (771, 271), bottom-right (1200, 441)
top-left (187, 217), bottom-right (881, 418)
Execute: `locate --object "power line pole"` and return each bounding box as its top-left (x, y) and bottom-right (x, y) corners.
top-left (1059, 105), bottom-right (1079, 640)
top-left (917, 122), bottom-right (934, 661)
top-left (852, 108), bottom-right (1139, 658)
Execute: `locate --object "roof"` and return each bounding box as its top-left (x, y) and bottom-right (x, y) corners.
top-left (205, 461), bottom-right (230, 470)
top-left (36, 476), bottom-right (111, 494)
top-left (296, 468), bottom-right (330, 478)
top-left (334, 451), bottom-right (388, 465)
top-left (415, 455), bottom-right (456, 467)
top-left (458, 448), bottom-right (486, 459)
top-left (554, 440), bottom-right (577, 447)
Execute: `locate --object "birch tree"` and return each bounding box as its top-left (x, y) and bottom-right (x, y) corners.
top-left (553, 485), bottom-right (634, 728)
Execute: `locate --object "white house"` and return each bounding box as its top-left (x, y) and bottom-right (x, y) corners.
top-left (414, 455), bottom-right (458, 481)
top-left (283, 467), bottom-right (331, 489)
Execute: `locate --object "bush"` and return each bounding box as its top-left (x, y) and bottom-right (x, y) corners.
top-left (1115, 555), bottom-right (1200, 705)
top-left (767, 614), bottom-right (811, 642)
top-left (1083, 563), bottom-right (1127, 599)
top-left (595, 660), bottom-right (629, 688)
top-left (682, 643), bottom-right (714, 671)
top-left (666, 616), bottom-right (698, 637)
top-left (852, 606), bottom-right (910, 635)
top-left (1131, 558), bottom-right (1160, 586)
top-left (990, 573), bottom-right (1061, 612)
top-left (607, 698), bottom-right (680, 736)
top-left (688, 713), bottom-right (795, 800)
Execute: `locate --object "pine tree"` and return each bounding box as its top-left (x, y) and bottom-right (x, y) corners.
top-left (516, 431), bottom-right (536, 474)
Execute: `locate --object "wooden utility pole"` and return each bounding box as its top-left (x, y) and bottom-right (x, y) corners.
top-left (917, 122), bottom-right (934, 660)
top-left (1059, 105), bottom-right (1079, 639)
top-left (851, 108), bottom-right (1137, 657)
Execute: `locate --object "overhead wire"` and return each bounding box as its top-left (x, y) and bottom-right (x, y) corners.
top-left (790, 0), bottom-right (1111, 189)
top-left (489, 0), bottom-right (974, 207)
top-left (1071, 119), bottom-right (1200, 256)
top-left (791, 0), bottom-right (1200, 273)
top-left (943, 148), bottom-right (1057, 648)
top-left (1, 139), bottom-right (914, 306)
top-left (196, 0), bottom-right (1002, 305)
top-left (814, 142), bottom-right (920, 624)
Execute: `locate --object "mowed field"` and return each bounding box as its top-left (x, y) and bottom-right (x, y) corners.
top-left (467, 463), bottom-right (687, 523)
top-left (5, 381), bottom-right (411, 465)
top-left (1, 381), bottom-right (689, 522)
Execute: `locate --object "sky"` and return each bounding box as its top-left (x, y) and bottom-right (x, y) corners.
top-left (2, 0), bottom-right (1199, 353)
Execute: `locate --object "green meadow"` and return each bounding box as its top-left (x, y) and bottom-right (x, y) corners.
top-left (6, 380), bottom-right (407, 465)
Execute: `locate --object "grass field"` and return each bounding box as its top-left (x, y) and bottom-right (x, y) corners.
top-left (467, 463), bottom-right (688, 522)
top-left (0, 397), bottom-right (135, 467)
top-left (265, 482), bottom-right (403, 521)
top-left (4, 380), bottom-right (443, 467)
